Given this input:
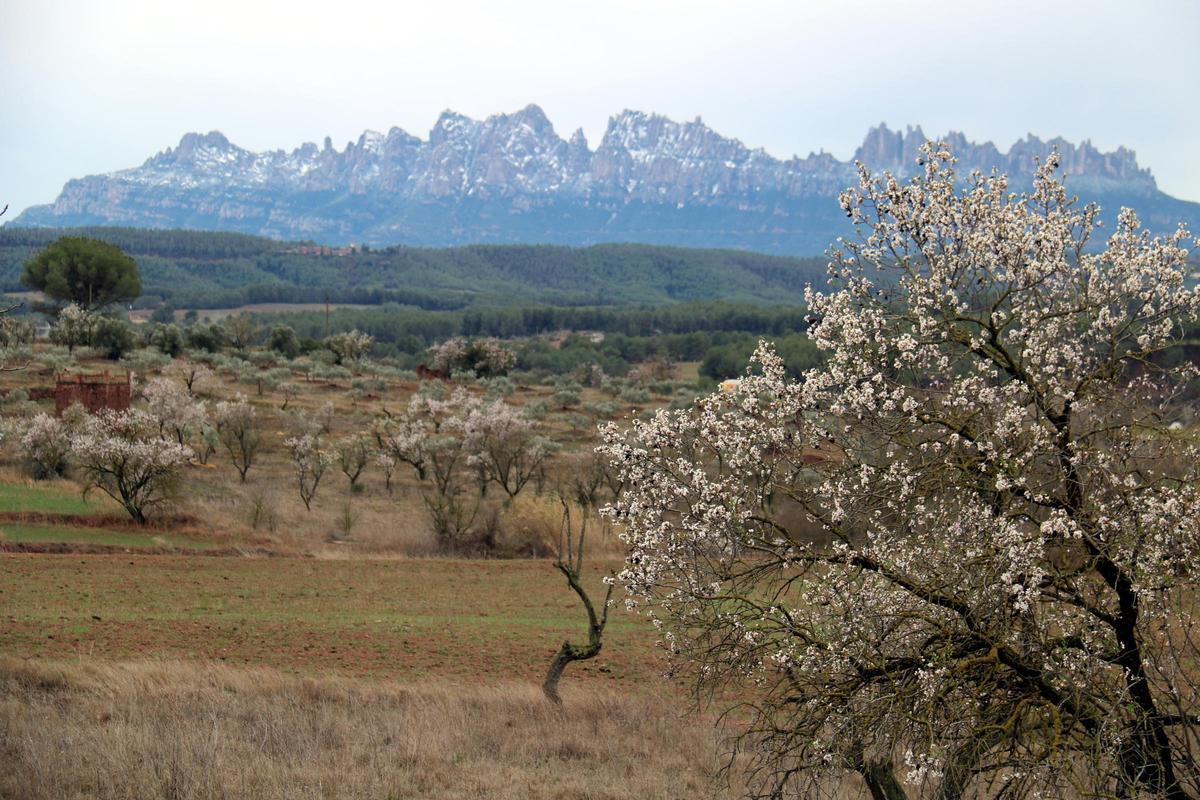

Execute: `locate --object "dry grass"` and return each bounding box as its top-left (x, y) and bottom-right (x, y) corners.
top-left (0, 657), bottom-right (737, 800)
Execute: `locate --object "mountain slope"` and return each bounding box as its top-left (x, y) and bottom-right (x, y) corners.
top-left (12, 107), bottom-right (1198, 254)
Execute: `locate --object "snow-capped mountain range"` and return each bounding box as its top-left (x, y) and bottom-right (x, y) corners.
top-left (12, 105), bottom-right (1198, 254)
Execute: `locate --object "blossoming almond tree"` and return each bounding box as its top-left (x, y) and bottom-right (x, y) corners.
top-left (141, 377), bottom-right (206, 445)
top-left (372, 392), bottom-right (467, 484)
top-left (165, 360), bottom-right (213, 397)
top-left (335, 433), bottom-right (372, 491)
top-left (458, 397), bottom-right (554, 499)
top-left (602, 146), bottom-right (1200, 799)
top-left (285, 432), bottom-right (331, 511)
top-left (20, 413), bottom-right (72, 479)
top-left (427, 336), bottom-right (516, 377)
top-left (0, 203), bottom-right (24, 373)
top-left (70, 408), bottom-right (193, 524)
top-left (49, 303), bottom-right (95, 353)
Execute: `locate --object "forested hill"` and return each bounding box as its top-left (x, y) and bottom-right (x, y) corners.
top-left (0, 227), bottom-right (826, 309)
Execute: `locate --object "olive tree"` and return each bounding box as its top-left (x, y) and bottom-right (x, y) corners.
top-left (325, 329), bottom-right (374, 366)
top-left (602, 147), bottom-right (1200, 799)
top-left (223, 313), bottom-right (260, 352)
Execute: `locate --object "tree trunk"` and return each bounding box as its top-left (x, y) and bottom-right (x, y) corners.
top-left (936, 721), bottom-right (1009, 800)
top-left (542, 506), bottom-right (612, 706)
top-left (861, 759), bottom-right (908, 800)
top-left (848, 741), bottom-right (908, 800)
top-left (542, 639), bottom-right (601, 705)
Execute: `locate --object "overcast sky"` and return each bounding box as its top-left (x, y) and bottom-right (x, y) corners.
top-left (3, 0), bottom-right (1198, 217)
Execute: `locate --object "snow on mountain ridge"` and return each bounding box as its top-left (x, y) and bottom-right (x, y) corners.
top-left (105, 107), bottom-right (1158, 201)
top-left (13, 105), bottom-right (1182, 254)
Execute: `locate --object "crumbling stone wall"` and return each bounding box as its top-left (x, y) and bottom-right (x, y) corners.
top-left (55, 373), bottom-right (131, 415)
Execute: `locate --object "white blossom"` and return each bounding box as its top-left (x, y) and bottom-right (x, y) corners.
top-left (603, 145), bottom-right (1200, 797)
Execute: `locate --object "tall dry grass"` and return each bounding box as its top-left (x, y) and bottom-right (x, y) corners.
top-left (0, 657), bottom-right (738, 800)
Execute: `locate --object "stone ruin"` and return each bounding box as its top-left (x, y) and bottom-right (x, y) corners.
top-left (54, 372), bottom-right (131, 415)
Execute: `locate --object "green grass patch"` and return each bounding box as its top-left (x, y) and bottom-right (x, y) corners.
top-left (0, 523), bottom-right (214, 550)
top-left (0, 482), bottom-right (100, 515)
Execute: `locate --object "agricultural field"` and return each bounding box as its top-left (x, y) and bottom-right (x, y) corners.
top-left (0, 546), bottom-right (754, 799)
top-left (0, 339), bottom-right (753, 800)
top-left (0, 554), bottom-right (653, 684)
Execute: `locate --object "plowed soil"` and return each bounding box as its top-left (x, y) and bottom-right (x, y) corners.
top-left (0, 553), bottom-right (662, 687)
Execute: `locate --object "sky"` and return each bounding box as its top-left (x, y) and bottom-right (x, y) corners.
top-left (2, 0), bottom-right (1198, 217)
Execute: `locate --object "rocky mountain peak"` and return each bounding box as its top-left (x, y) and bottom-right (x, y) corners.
top-left (507, 103), bottom-right (554, 132)
top-left (852, 123), bottom-right (928, 170)
top-left (178, 130), bottom-right (234, 152)
top-left (12, 106), bottom-right (1186, 253)
top-left (429, 111), bottom-right (478, 146)
top-left (851, 124), bottom-right (1155, 189)
top-left (599, 110), bottom-right (750, 166)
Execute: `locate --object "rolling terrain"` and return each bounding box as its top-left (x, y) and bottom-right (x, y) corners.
top-left (0, 227), bottom-right (825, 309)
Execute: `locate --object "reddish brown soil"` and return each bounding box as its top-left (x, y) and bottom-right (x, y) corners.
top-left (0, 553), bottom-right (664, 688)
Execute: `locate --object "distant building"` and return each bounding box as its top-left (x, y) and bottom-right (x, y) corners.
top-left (286, 244), bottom-right (361, 257)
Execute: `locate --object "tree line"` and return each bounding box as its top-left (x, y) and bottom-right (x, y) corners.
top-left (0, 227), bottom-right (827, 309)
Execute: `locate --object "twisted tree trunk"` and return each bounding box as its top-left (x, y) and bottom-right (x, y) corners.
top-left (542, 502), bottom-right (613, 705)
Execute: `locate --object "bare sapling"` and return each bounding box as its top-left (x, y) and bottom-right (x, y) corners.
top-left (542, 499), bottom-right (613, 705)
